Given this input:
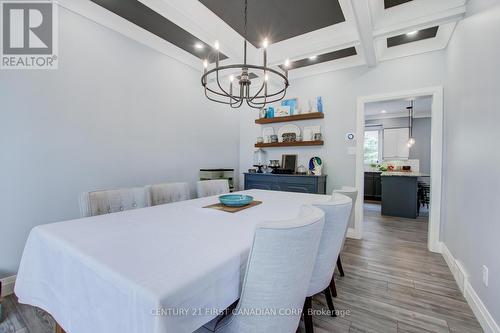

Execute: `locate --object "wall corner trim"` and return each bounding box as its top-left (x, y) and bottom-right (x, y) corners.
top-left (439, 242), bottom-right (500, 333)
top-left (0, 275), bottom-right (16, 297)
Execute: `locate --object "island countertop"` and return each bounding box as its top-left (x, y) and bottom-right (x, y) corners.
top-left (381, 171), bottom-right (430, 177)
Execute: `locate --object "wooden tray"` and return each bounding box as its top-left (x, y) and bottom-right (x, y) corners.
top-left (204, 200), bottom-right (262, 213)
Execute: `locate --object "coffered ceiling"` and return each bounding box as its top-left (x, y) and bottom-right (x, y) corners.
top-left (59, 0), bottom-right (467, 80)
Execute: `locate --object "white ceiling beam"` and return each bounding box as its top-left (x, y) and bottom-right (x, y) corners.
top-left (350, 0), bottom-right (377, 67)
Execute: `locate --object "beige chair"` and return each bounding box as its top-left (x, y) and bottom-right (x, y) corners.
top-left (79, 187), bottom-right (149, 217)
top-left (331, 187), bottom-right (358, 291)
top-left (146, 182), bottom-right (190, 206)
top-left (195, 205), bottom-right (325, 333)
top-left (196, 179), bottom-right (230, 198)
top-left (303, 194), bottom-right (352, 332)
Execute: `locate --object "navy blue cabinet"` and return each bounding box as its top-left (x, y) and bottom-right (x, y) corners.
top-left (244, 173), bottom-right (327, 194)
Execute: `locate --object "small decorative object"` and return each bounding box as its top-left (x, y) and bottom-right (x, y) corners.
top-left (282, 154), bottom-right (298, 172)
top-left (269, 160), bottom-right (280, 167)
top-left (270, 134), bottom-right (278, 143)
top-left (219, 194), bottom-right (254, 207)
top-left (259, 108), bottom-right (267, 119)
top-left (266, 106), bottom-right (275, 118)
top-left (307, 99), bottom-right (314, 113)
top-left (309, 157), bottom-right (323, 175)
top-left (297, 134), bottom-right (303, 142)
top-left (277, 124), bottom-right (300, 142)
top-left (256, 136), bottom-right (264, 143)
top-left (248, 168), bottom-right (257, 173)
top-left (303, 128), bottom-right (313, 141)
top-left (281, 98), bottom-right (298, 115)
top-left (296, 165), bottom-right (307, 175)
top-left (316, 96), bottom-right (323, 113)
top-left (314, 133), bottom-right (322, 141)
top-left (282, 132), bottom-right (297, 143)
top-left (262, 127), bottom-right (274, 143)
top-left (275, 105), bottom-right (291, 117)
top-left (253, 148), bottom-right (267, 172)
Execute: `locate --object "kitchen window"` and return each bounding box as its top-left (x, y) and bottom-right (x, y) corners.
top-left (364, 128), bottom-right (382, 165)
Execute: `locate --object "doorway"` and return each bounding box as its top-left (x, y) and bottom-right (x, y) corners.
top-left (353, 87), bottom-right (443, 253)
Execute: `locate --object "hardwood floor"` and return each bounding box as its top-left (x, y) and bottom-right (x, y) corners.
top-left (298, 203), bottom-right (483, 333)
top-left (0, 203), bottom-right (483, 333)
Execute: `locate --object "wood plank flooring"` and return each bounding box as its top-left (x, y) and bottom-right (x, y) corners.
top-left (0, 203), bottom-right (483, 333)
top-left (298, 203), bottom-right (483, 333)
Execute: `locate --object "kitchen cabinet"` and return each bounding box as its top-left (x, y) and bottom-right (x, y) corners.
top-left (244, 173), bottom-right (327, 194)
top-left (364, 172), bottom-right (382, 200)
top-left (383, 128), bottom-right (409, 159)
top-left (381, 175), bottom-right (418, 219)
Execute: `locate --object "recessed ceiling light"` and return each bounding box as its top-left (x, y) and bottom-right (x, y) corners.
top-left (309, 55), bottom-right (317, 60)
top-left (194, 43), bottom-right (204, 49)
top-left (407, 31), bottom-right (418, 36)
top-left (381, 110), bottom-right (387, 113)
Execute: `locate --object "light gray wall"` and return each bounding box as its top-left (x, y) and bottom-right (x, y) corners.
top-left (0, 8), bottom-right (240, 278)
top-left (239, 51), bottom-right (445, 192)
top-left (365, 117), bottom-right (432, 173)
top-left (442, 1), bottom-right (500, 322)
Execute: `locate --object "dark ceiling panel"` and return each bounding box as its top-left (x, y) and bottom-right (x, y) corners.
top-left (199, 0), bottom-right (345, 47)
top-left (90, 0), bottom-right (227, 63)
top-left (384, 0), bottom-right (413, 9)
top-left (280, 47), bottom-right (357, 70)
top-left (387, 26), bottom-right (439, 48)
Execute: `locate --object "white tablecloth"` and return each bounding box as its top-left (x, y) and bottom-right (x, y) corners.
top-left (15, 190), bottom-right (339, 333)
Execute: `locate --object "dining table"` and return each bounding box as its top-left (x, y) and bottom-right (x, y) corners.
top-left (15, 189), bottom-right (343, 333)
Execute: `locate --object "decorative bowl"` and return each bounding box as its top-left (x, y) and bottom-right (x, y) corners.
top-left (219, 194), bottom-right (254, 207)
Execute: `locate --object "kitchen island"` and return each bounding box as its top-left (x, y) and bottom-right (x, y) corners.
top-left (381, 172), bottom-right (429, 219)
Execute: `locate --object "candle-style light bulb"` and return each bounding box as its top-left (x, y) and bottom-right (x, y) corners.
top-left (229, 75), bottom-right (234, 82)
top-left (214, 40), bottom-right (220, 67)
top-left (284, 59), bottom-right (290, 68)
top-left (262, 38), bottom-right (269, 49)
top-left (264, 73), bottom-right (269, 82)
top-left (203, 59), bottom-right (208, 74)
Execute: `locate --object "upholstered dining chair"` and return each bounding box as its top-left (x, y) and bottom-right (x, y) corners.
top-left (146, 182), bottom-right (190, 206)
top-left (196, 179), bottom-right (230, 198)
top-left (332, 187), bottom-right (358, 282)
top-left (195, 205), bottom-right (325, 333)
top-left (302, 193), bottom-right (352, 333)
top-left (79, 187), bottom-right (149, 217)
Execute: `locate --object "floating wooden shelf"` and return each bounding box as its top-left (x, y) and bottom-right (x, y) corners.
top-left (255, 140), bottom-right (324, 148)
top-left (255, 112), bottom-right (324, 124)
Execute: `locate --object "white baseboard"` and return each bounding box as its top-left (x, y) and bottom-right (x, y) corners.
top-left (347, 227), bottom-right (361, 239)
top-left (439, 242), bottom-right (499, 333)
top-left (0, 275), bottom-right (16, 297)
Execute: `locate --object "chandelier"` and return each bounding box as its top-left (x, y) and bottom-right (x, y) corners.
top-left (201, 0), bottom-right (290, 109)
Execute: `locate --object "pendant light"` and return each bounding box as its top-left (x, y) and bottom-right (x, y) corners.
top-left (407, 100), bottom-right (415, 148)
top-left (200, 0), bottom-right (289, 109)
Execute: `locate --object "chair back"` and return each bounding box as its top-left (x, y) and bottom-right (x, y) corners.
top-left (80, 187), bottom-right (148, 217)
top-left (196, 179), bottom-right (229, 198)
top-left (218, 205), bottom-right (324, 333)
top-left (146, 182), bottom-right (190, 206)
top-left (333, 186), bottom-right (358, 229)
top-left (308, 194), bottom-right (352, 296)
